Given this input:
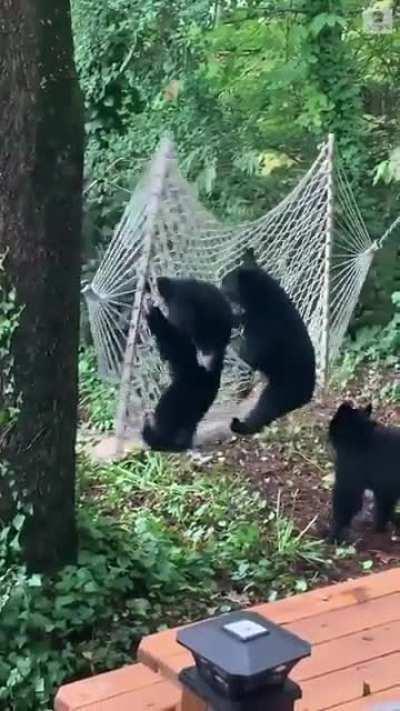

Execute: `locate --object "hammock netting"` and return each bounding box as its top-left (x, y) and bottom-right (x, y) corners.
top-left (83, 135), bottom-right (381, 443)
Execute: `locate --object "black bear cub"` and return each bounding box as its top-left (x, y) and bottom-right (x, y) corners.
top-left (142, 277), bottom-right (233, 452)
top-left (221, 249), bottom-right (315, 435)
top-left (328, 400), bottom-right (400, 542)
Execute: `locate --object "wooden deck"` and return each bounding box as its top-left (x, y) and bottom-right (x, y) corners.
top-left (56, 567), bottom-right (400, 711)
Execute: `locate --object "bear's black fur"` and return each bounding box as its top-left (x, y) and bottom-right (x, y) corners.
top-left (156, 276), bottom-right (234, 358)
top-left (141, 304), bottom-right (227, 452)
top-left (328, 400), bottom-right (400, 541)
top-left (221, 249), bottom-right (316, 435)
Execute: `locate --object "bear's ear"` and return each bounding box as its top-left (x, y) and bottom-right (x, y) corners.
top-left (242, 248), bottom-right (257, 267)
top-left (363, 403), bottom-right (373, 417)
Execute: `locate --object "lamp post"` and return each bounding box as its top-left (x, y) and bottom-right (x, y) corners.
top-left (177, 610), bottom-right (311, 710)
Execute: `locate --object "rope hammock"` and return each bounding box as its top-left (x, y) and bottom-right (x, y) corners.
top-left (83, 134), bottom-right (396, 454)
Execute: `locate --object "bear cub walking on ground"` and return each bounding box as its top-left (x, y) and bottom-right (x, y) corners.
top-left (328, 400), bottom-right (400, 542)
top-left (221, 249), bottom-right (316, 435)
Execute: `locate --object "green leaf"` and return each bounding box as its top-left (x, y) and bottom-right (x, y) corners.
top-left (13, 513), bottom-right (25, 531)
top-left (55, 594), bottom-right (76, 607)
top-left (362, 560), bottom-right (374, 572)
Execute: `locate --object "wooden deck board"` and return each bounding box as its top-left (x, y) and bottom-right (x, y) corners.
top-left (56, 569), bottom-right (400, 710)
top-left (299, 652), bottom-right (400, 710)
top-left (137, 568), bottom-right (400, 710)
top-left (75, 682), bottom-right (180, 711)
top-left (294, 619), bottom-right (400, 681)
top-left (335, 685), bottom-right (400, 710)
top-left (54, 664), bottom-right (180, 711)
top-left (138, 568), bottom-right (400, 670)
top-left (288, 591), bottom-right (400, 645)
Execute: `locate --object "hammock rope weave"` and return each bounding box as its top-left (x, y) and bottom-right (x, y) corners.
top-left (83, 134), bottom-right (393, 448)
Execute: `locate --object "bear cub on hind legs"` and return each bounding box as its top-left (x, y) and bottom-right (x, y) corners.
top-left (141, 305), bottom-right (225, 451)
top-left (221, 249), bottom-right (315, 435)
top-left (142, 277), bottom-right (233, 452)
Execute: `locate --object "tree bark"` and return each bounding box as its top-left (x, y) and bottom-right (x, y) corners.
top-left (0, 0), bottom-right (84, 572)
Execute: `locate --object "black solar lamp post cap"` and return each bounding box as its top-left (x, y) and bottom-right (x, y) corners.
top-left (177, 610), bottom-right (311, 710)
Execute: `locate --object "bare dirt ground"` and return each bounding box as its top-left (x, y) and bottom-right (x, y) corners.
top-left (198, 374), bottom-right (400, 584)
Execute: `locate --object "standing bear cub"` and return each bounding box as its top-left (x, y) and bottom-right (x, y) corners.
top-left (328, 401), bottom-right (400, 542)
top-left (221, 249), bottom-right (316, 435)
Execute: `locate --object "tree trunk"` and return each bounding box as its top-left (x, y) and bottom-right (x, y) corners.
top-left (0, 0), bottom-right (84, 572)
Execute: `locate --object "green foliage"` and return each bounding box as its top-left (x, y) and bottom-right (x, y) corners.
top-left (303, 2), bottom-right (365, 181)
top-left (0, 253), bottom-right (28, 575)
top-left (72, 0), bottom-right (236, 239)
top-left (82, 453), bottom-right (326, 589)
top-left (0, 451), bottom-right (328, 710)
top-left (333, 290), bottom-right (400, 385)
top-left (374, 147), bottom-right (400, 185)
top-left (0, 505), bottom-right (199, 709)
top-left (79, 348), bottom-right (116, 431)
top-left (72, 0), bottom-right (400, 325)
top-left (0, 253), bottom-right (21, 429)
top-left (72, 0), bottom-right (364, 239)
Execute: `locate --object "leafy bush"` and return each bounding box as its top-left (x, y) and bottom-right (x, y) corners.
top-left (1, 451), bottom-right (327, 711)
top-left (333, 291), bottom-right (400, 386)
top-left (0, 511), bottom-right (204, 710)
